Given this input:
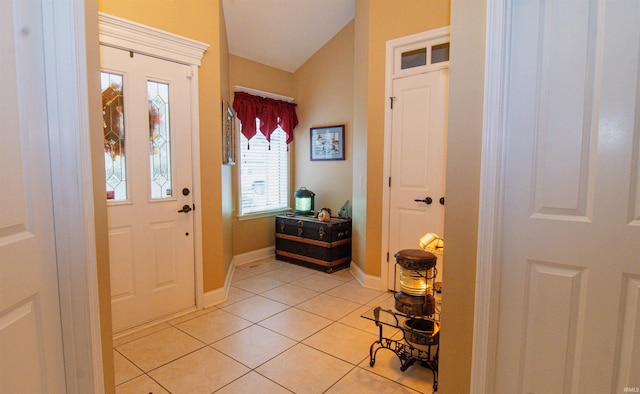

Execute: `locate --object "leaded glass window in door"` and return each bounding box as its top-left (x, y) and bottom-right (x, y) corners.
top-left (148, 81), bottom-right (173, 199)
top-left (101, 72), bottom-right (127, 201)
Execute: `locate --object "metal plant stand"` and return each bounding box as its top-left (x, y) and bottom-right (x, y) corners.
top-left (362, 306), bottom-right (440, 391)
top-left (362, 249), bottom-right (441, 392)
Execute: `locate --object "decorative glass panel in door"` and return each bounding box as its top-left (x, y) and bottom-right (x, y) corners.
top-left (101, 72), bottom-right (127, 201)
top-left (148, 81), bottom-right (173, 199)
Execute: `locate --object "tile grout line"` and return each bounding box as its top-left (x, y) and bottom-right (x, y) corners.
top-left (113, 261), bottom-right (426, 393)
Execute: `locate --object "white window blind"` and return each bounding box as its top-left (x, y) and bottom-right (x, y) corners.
top-left (239, 121), bottom-right (289, 216)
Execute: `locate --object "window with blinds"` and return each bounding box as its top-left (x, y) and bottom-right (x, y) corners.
top-left (238, 122), bottom-right (289, 216)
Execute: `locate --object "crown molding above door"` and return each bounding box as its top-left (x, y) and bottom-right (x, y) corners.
top-left (98, 12), bottom-right (209, 66)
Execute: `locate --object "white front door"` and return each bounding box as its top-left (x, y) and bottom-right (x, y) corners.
top-left (387, 69), bottom-right (449, 290)
top-left (101, 45), bottom-right (196, 333)
top-left (0, 0), bottom-right (66, 391)
top-left (493, 0), bottom-right (640, 392)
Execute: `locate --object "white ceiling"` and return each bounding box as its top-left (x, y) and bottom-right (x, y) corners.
top-left (222, 0), bottom-right (355, 73)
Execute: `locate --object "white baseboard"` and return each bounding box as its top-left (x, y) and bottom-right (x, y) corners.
top-left (202, 246), bottom-right (276, 308)
top-left (233, 246), bottom-right (275, 266)
top-left (112, 306), bottom-right (198, 341)
top-left (202, 285), bottom-right (226, 309)
top-left (350, 261), bottom-right (382, 290)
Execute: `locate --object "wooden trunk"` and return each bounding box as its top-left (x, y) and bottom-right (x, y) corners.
top-left (275, 215), bottom-right (352, 273)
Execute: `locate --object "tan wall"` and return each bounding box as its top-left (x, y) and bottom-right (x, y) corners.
top-left (293, 21), bottom-right (355, 216)
top-left (438, 1), bottom-right (485, 392)
top-left (97, 0), bottom-right (229, 290)
top-left (229, 56), bottom-right (296, 98)
top-left (354, 1), bottom-right (450, 276)
top-left (229, 56), bottom-right (295, 256)
top-left (219, 1), bottom-right (234, 281)
top-left (352, 0), bottom-right (370, 272)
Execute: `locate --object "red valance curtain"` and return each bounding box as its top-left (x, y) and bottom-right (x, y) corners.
top-left (232, 91), bottom-right (298, 148)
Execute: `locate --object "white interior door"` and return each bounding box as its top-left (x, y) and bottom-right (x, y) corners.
top-left (387, 69), bottom-right (448, 290)
top-left (1, 0), bottom-right (66, 391)
top-left (493, 1), bottom-right (640, 392)
top-left (101, 45), bottom-right (196, 333)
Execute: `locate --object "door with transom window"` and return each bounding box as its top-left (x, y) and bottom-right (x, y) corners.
top-left (101, 45), bottom-right (195, 333)
top-left (383, 29), bottom-right (450, 291)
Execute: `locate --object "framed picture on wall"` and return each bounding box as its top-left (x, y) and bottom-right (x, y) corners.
top-left (222, 101), bottom-right (236, 165)
top-left (310, 125), bottom-right (345, 161)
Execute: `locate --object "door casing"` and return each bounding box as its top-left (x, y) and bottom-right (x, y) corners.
top-left (99, 13), bottom-right (208, 335)
top-left (13, 1), bottom-right (107, 391)
top-left (470, 2), bottom-right (508, 391)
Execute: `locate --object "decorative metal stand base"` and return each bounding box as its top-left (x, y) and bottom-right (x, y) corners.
top-left (368, 318), bottom-right (439, 391)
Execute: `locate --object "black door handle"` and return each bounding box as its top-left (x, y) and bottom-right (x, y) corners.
top-left (177, 204), bottom-right (192, 213)
top-left (414, 197), bottom-right (433, 205)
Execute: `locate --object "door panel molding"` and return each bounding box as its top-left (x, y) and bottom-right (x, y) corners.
top-left (520, 261), bottom-right (586, 393)
top-left (631, 77), bottom-right (640, 225)
top-left (615, 274), bottom-right (640, 389)
top-left (530, 0), bottom-right (598, 220)
top-left (108, 227), bottom-right (135, 300)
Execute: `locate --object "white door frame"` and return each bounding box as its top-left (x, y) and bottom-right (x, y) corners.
top-left (42, 1), bottom-right (103, 391)
top-left (380, 27), bottom-right (451, 292)
top-left (470, 1), bottom-right (517, 392)
top-left (98, 13), bottom-right (209, 312)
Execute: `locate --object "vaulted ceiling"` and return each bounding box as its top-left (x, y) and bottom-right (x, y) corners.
top-left (222, 0), bottom-right (355, 73)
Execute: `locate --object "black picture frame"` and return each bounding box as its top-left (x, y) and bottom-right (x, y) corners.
top-left (310, 125), bottom-right (345, 161)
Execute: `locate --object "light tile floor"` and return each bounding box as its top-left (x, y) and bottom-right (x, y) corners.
top-left (113, 258), bottom-right (436, 393)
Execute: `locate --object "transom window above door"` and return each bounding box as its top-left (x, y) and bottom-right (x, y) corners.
top-left (390, 27), bottom-right (450, 78)
top-left (400, 42), bottom-right (450, 70)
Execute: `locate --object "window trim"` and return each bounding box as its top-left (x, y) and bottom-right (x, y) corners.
top-left (237, 207), bottom-right (292, 221)
top-left (236, 121), bottom-right (292, 219)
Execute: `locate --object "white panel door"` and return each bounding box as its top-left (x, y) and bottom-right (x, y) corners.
top-left (0, 0), bottom-right (66, 391)
top-left (387, 69), bottom-right (448, 290)
top-left (494, 0), bottom-right (640, 392)
top-left (101, 46), bottom-right (195, 333)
